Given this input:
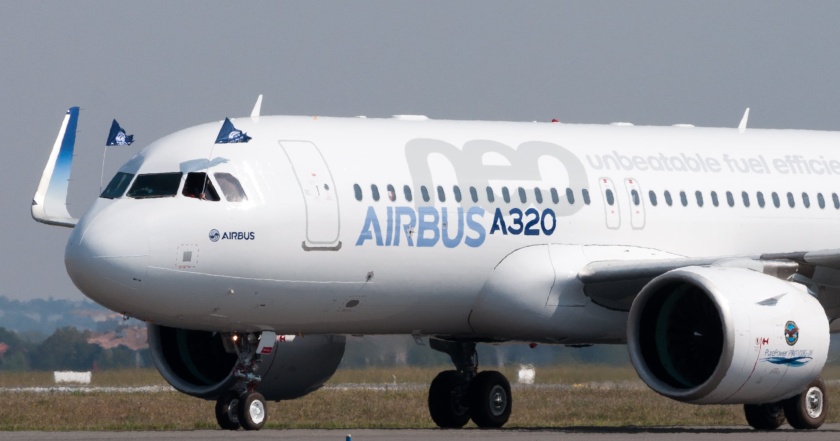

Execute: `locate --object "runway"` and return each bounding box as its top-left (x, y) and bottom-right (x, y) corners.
top-left (1, 427), bottom-right (839, 441)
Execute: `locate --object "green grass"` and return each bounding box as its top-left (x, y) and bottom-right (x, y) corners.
top-left (0, 365), bottom-right (838, 430)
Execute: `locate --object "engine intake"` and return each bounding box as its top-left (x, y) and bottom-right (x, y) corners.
top-left (149, 325), bottom-right (345, 401)
top-left (627, 266), bottom-right (828, 404)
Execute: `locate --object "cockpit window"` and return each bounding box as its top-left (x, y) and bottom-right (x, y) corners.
top-left (100, 172), bottom-right (134, 199)
top-left (214, 172), bottom-right (248, 202)
top-left (126, 173), bottom-right (183, 199)
top-left (182, 172), bottom-right (220, 201)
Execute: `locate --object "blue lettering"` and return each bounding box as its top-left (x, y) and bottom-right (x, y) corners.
top-left (464, 206), bottom-right (486, 247)
top-left (355, 206), bottom-right (383, 246)
top-left (490, 208), bottom-right (507, 235)
top-left (441, 207), bottom-right (465, 248)
top-left (394, 206), bottom-right (416, 246)
top-left (416, 207), bottom-right (440, 247)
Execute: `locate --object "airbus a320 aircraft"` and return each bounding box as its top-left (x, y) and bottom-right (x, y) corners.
top-left (33, 98), bottom-right (838, 431)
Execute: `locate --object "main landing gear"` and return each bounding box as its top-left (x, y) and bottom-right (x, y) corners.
top-left (427, 338), bottom-right (512, 429)
top-left (215, 332), bottom-right (271, 431)
top-left (744, 377), bottom-right (828, 430)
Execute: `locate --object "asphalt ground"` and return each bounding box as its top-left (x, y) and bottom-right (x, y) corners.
top-left (1, 427), bottom-right (839, 441)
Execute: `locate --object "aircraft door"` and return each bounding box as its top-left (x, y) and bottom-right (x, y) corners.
top-left (279, 140), bottom-right (342, 250)
top-left (624, 178), bottom-right (645, 229)
top-left (598, 177), bottom-right (621, 229)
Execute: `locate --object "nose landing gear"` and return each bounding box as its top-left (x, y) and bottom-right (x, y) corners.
top-left (214, 332), bottom-right (274, 431)
top-left (427, 338), bottom-right (512, 429)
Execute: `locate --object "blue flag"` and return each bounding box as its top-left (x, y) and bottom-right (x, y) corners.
top-left (215, 118), bottom-right (251, 144)
top-left (106, 119), bottom-right (134, 146)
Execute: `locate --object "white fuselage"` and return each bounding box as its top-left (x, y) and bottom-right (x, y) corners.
top-left (64, 115), bottom-right (840, 343)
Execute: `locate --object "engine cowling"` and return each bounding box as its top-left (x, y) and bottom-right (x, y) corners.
top-left (627, 266), bottom-right (828, 404)
top-left (148, 324), bottom-right (345, 401)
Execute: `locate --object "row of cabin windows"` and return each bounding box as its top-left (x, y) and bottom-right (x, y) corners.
top-left (605, 188), bottom-right (840, 210)
top-left (353, 183), bottom-right (592, 205)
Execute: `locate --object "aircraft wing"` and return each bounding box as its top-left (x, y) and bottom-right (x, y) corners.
top-left (576, 250), bottom-right (840, 311)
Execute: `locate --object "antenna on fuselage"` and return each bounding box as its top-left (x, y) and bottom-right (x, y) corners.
top-left (251, 94), bottom-right (263, 119)
top-left (738, 108), bottom-right (750, 134)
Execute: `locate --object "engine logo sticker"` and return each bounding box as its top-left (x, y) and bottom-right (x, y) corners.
top-left (785, 320), bottom-right (799, 346)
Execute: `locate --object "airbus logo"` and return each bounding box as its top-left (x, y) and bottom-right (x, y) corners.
top-left (209, 229), bottom-right (256, 242)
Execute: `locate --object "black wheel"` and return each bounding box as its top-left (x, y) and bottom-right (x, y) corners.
top-left (237, 391), bottom-right (267, 431)
top-left (428, 370), bottom-right (470, 428)
top-left (469, 370), bottom-right (512, 428)
top-left (783, 378), bottom-right (827, 430)
top-left (744, 403), bottom-right (785, 430)
top-left (214, 391), bottom-right (241, 430)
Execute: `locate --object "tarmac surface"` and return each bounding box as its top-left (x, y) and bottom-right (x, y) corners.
top-left (1, 427), bottom-right (840, 441)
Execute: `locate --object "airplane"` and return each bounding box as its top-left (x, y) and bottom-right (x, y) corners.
top-left (32, 98), bottom-right (839, 431)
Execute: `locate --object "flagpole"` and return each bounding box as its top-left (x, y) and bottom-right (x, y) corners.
top-left (99, 145), bottom-right (108, 193)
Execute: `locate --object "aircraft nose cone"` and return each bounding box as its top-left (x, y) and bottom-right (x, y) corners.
top-left (65, 202), bottom-right (149, 312)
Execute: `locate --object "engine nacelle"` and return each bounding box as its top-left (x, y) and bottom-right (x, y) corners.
top-left (627, 266), bottom-right (828, 404)
top-left (148, 325), bottom-right (345, 401)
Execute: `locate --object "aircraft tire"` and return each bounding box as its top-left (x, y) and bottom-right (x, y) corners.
top-left (214, 391), bottom-right (241, 430)
top-left (237, 391), bottom-right (267, 431)
top-left (428, 370), bottom-right (470, 428)
top-left (743, 403), bottom-right (785, 430)
top-left (469, 370), bottom-right (511, 428)
top-left (783, 377), bottom-right (827, 430)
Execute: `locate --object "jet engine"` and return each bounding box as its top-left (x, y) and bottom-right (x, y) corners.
top-left (148, 324), bottom-right (345, 401)
top-left (627, 266), bottom-right (828, 404)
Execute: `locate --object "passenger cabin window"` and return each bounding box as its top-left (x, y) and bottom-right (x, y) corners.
top-left (453, 186), bottom-right (462, 202)
top-left (787, 192), bottom-right (795, 208)
top-left (631, 189), bottom-right (640, 206)
top-left (756, 191), bottom-right (765, 208)
top-left (127, 172), bottom-right (183, 199)
top-left (519, 187), bottom-right (527, 203)
top-left (649, 190), bottom-right (658, 206)
top-left (387, 184), bottom-right (396, 202)
top-left (726, 191), bottom-right (734, 207)
top-left (550, 188), bottom-right (559, 204)
top-left (100, 172), bottom-right (134, 199)
top-left (437, 186), bottom-right (446, 202)
top-left (566, 188), bottom-right (575, 204)
top-left (486, 187), bottom-right (495, 203)
top-left (695, 191), bottom-right (703, 207)
top-left (502, 187), bottom-right (511, 203)
top-left (833, 193), bottom-right (840, 209)
top-left (214, 173), bottom-right (247, 202)
top-left (664, 191), bottom-right (673, 206)
top-left (605, 189), bottom-right (615, 206)
top-left (354, 184), bottom-right (363, 201)
top-left (421, 186), bottom-right (430, 202)
top-left (470, 186), bottom-right (478, 203)
top-left (582, 189), bottom-right (591, 205)
top-left (404, 185), bottom-right (413, 202)
top-left (534, 188), bottom-right (543, 204)
top-left (741, 191), bottom-right (750, 208)
top-left (679, 191), bottom-right (687, 207)
top-left (371, 185), bottom-right (380, 202)
top-left (182, 172), bottom-right (220, 201)
top-left (772, 192), bottom-right (781, 208)
top-left (802, 192), bottom-right (811, 208)
top-left (711, 191), bottom-right (719, 207)
top-left (818, 193), bottom-right (826, 209)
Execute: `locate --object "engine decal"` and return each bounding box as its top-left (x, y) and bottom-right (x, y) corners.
top-left (784, 320), bottom-right (799, 346)
top-left (761, 355), bottom-right (813, 367)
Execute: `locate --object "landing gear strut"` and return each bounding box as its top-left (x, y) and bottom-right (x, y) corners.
top-left (427, 338), bottom-right (512, 429)
top-left (214, 331), bottom-right (272, 431)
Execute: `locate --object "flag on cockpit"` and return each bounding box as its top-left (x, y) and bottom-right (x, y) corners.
top-left (215, 118), bottom-right (252, 144)
top-left (106, 120), bottom-right (134, 146)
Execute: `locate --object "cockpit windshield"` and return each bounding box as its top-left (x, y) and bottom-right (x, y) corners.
top-left (100, 172), bottom-right (134, 199)
top-left (182, 172), bottom-right (220, 201)
top-left (214, 172), bottom-right (248, 202)
top-left (126, 173), bottom-right (183, 199)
